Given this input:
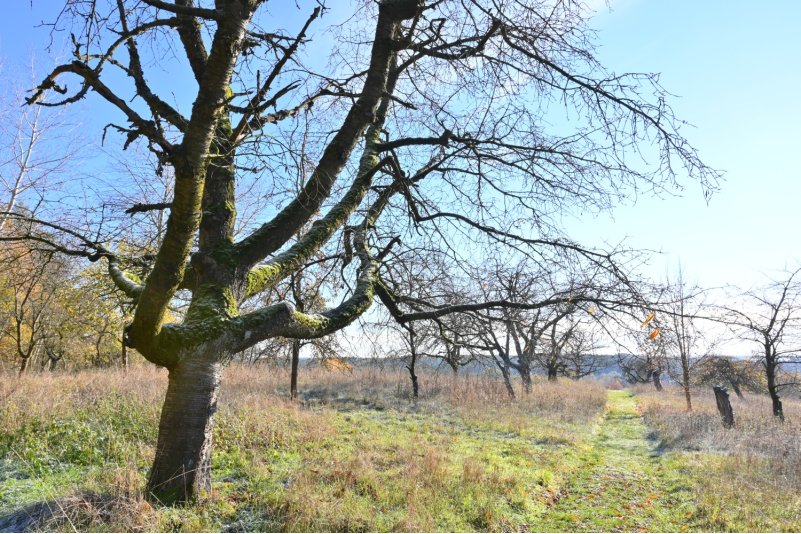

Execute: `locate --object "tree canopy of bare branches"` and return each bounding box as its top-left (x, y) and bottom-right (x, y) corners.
top-left (5, 0), bottom-right (717, 502)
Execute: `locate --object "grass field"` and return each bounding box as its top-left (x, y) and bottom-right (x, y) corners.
top-left (1, 366), bottom-right (801, 532)
top-left (636, 385), bottom-right (801, 532)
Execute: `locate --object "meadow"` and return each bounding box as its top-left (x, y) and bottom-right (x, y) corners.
top-left (1, 365), bottom-right (800, 532)
top-left (636, 385), bottom-right (801, 532)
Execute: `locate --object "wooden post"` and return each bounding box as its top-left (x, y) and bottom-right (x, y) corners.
top-left (713, 386), bottom-right (735, 429)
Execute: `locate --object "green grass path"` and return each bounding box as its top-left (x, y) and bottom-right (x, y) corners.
top-left (540, 390), bottom-right (697, 532)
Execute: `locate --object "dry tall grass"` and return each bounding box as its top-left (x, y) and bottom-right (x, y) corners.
top-left (636, 385), bottom-right (801, 485)
top-left (1, 363), bottom-right (608, 532)
top-left (636, 384), bottom-right (801, 530)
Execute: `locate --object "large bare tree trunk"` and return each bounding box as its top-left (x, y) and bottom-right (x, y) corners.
top-left (147, 353), bottom-right (222, 504)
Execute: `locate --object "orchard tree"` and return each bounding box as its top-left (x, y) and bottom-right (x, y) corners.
top-left (723, 268), bottom-right (801, 421)
top-left (1, 247), bottom-right (71, 375)
top-left (461, 259), bottom-right (634, 397)
top-left (5, 0), bottom-right (717, 502)
top-left (658, 266), bottom-right (718, 411)
top-left (694, 356), bottom-right (765, 399)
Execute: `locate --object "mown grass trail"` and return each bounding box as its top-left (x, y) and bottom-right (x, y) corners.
top-left (540, 390), bottom-right (697, 532)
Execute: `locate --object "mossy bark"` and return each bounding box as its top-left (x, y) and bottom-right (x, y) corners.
top-left (135, 0), bottom-right (407, 506)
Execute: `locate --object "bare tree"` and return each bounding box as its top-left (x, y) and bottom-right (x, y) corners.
top-left (5, 0), bottom-right (717, 502)
top-left (430, 316), bottom-right (477, 375)
top-left (618, 338), bottom-right (667, 391)
top-left (0, 61), bottom-right (82, 233)
top-left (559, 324), bottom-right (605, 380)
top-left (722, 268), bottom-right (801, 421)
top-left (460, 260), bottom-right (624, 396)
top-left (658, 266), bottom-right (718, 411)
top-left (694, 356), bottom-right (765, 400)
top-left (1, 247), bottom-right (70, 375)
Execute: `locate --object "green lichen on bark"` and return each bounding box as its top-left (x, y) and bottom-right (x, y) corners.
top-left (152, 282), bottom-right (240, 357)
top-left (244, 263), bottom-right (282, 298)
top-left (107, 258), bottom-right (144, 298)
top-left (242, 128), bottom-right (384, 300)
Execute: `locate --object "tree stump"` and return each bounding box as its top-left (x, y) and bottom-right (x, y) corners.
top-left (713, 386), bottom-right (735, 429)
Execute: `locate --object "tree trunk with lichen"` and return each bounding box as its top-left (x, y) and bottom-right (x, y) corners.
top-left (146, 351), bottom-right (223, 504)
top-left (136, 2), bottom-right (404, 504)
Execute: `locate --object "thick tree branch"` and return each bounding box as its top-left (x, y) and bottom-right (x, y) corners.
top-left (128, 3), bottom-right (253, 356)
top-left (139, 0), bottom-right (220, 19)
top-left (234, 2), bottom-right (414, 269)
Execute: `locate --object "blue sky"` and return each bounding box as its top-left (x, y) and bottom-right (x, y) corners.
top-left (2, 1), bottom-right (800, 354)
top-left (3, 1), bottom-right (797, 291)
top-left (565, 0), bottom-right (801, 292)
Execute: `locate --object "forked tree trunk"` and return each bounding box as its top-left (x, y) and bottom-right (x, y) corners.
top-left (147, 353), bottom-right (222, 504)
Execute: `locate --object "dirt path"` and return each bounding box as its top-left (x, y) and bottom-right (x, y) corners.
top-left (540, 390), bottom-right (697, 532)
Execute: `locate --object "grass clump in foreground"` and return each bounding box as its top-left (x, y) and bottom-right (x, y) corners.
top-left (1, 365), bottom-right (607, 532)
top-left (637, 385), bottom-right (801, 532)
